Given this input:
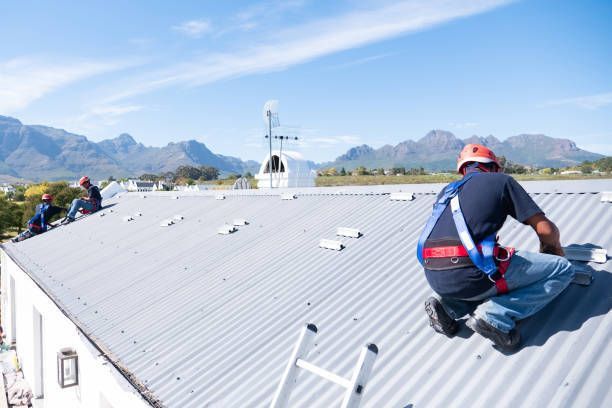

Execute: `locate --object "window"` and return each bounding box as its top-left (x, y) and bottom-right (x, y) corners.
top-left (33, 307), bottom-right (44, 398)
top-left (263, 155), bottom-right (285, 173)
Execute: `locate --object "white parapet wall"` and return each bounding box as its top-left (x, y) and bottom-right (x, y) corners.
top-left (0, 250), bottom-right (149, 408)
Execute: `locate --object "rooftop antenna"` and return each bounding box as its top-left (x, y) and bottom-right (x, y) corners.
top-left (263, 100), bottom-right (280, 188)
top-left (275, 134), bottom-right (299, 185)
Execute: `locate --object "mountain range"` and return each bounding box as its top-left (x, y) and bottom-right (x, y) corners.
top-left (0, 116), bottom-right (259, 181)
top-left (325, 130), bottom-right (604, 171)
top-left (0, 115), bottom-right (604, 182)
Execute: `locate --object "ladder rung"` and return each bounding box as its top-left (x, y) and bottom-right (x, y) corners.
top-left (296, 359), bottom-right (351, 389)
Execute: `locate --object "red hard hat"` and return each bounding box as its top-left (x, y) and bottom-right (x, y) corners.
top-left (457, 144), bottom-right (501, 173)
top-left (42, 193), bottom-right (53, 201)
top-left (79, 176), bottom-right (90, 186)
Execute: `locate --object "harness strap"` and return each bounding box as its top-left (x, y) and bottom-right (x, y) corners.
top-left (416, 173), bottom-right (476, 265)
top-left (491, 247), bottom-right (515, 294)
top-left (450, 195), bottom-right (497, 276)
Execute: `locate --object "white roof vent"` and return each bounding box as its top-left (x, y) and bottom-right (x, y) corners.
top-left (134, 211), bottom-right (142, 217)
top-left (160, 219), bottom-right (175, 227)
top-left (601, 192), bottom-right (612, 203)
top-left (281, 193), bottom-right (297, 200)
top-left (216, 194), bottom-right (226, 200)
top-left (390, 192), bottom-right (415, 201)
top-left (319, 239), bottom-right (344, 251)
top-left (140, 195), bottom-right (147, 199)
top-left (218, 224), bottom-right (237, 235)
top-left (336, 227), bottom-right (362, 238)
top-left (172, 196), bottom-right (179, 200)
top-left (99, 212), bottom-right (106, 217)
top-left (123, 216), bottom-right (134, 222)
top-left (173, 215), bottom-right (184, 221)
top-left (233, 219), bottom-right (249, 226)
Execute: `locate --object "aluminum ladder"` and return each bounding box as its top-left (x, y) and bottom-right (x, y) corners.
top-left (270, 323), bottom-right (378, 408)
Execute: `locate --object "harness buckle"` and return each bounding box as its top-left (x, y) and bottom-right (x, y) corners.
top-left (495, 246), bottom-right (512, 262)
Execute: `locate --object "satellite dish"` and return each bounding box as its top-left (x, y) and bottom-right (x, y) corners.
top-left (263, 100), bottom-right (280, 127)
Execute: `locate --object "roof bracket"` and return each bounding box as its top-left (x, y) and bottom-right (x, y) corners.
top-left (564, 246), bottom-right (607, 264)
top-left (601, 192), bottom-right (612, 203)
top-left (337, 227), bottom-right (362, 238)
top-left (281, 193), bottom-right (297, 200)
top-left (319, 239), bottom-right (344, 251)
top-left (218, 224), bottom-right (237, 235)
top-left (390, 192), bottom-right (415, 201)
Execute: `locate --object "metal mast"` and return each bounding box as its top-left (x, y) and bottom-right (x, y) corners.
top-left (267, 109), bottom-right (273, 188)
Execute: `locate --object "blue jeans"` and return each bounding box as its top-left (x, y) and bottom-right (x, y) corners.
top-left (67, 199), bottom-right (94, 219)
top-left (436, 251), bottom-right (575, 333)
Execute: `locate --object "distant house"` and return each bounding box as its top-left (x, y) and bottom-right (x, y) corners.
top-left (122, 179), bottom-right (156, 192)
top-left (560, 170), bottom-right (583, 175)
top-left (0, 184), bottom-right (15, 194)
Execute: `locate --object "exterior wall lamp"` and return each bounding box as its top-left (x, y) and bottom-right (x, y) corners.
top-left (57, 348), bottom-right (78, 388)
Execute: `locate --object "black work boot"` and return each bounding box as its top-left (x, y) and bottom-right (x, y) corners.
top-left (424, 297), bottom-right (458, 337)
top-left (466, 316), bottom-right (521, 351)
top-left (60, 217), bottom-right (74, 225)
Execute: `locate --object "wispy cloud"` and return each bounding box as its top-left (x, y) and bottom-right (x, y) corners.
top-left (450, 121), bottom-right (479, 129)
top-left (541, 92), bottom-right (612, 110)
top-left (309, 135), bottom-right (362, 145)
top-left (0, 57), bottom-right (134, 112)
top-left (172, 19), bottom-right (212, 38)
top-left (66, 104), bottom-right (144, 134)
top-left (329, 53), bottom-right (395, 70)
top-left (105, 0), bottom-right (512, 103)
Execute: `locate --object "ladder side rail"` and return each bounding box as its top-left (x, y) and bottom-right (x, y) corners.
top-left (270, 323), bottom-right (318, 408)
top-left (340, 344), bottom-right (379, 408)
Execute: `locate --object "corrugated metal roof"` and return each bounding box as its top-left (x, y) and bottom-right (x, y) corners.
top-left (2, 179), bottom-right (611, 407)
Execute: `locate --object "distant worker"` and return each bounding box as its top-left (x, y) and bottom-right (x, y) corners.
top-left (62, 176), bottom-right (102, 224)
top-left (417, 144), bottom-right (575, 351)
top-left (12, 194), bottom-right (65, 242)
top-left (0, 326), bottom-right (10, 352)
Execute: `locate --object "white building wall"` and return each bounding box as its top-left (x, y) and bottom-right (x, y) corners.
top-left (255, 150), bottom-right (316, 188)
top-left (0, 250), bottom-right (149, 408)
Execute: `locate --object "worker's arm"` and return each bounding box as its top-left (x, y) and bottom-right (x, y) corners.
top-left (523, 213), bottom-right (564, 256)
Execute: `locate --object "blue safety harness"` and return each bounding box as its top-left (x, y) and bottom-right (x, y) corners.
top-left (416, 171), bottom-right (498, 277)
top-left (28, 203), bottom-right (50, 233)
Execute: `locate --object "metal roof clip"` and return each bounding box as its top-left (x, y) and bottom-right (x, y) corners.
top-left (319, 239), bottom-right (344, 251)
top-left (218, 224), bottom-right (237, 235)
top-left (390, 192), bottom-right (415, 201)
top-left (601, 191), bottom-right (612, 203)
top-left (336, 227), bottom-right (362, 238)
top-left (564, 246), bottom-right (608, 263)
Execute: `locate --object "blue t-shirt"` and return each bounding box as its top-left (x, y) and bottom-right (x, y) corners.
top-left (424, 171), bottom-right (543, 298)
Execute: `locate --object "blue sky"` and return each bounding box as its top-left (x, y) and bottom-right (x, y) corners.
top-left (1, 0), bottom-right (611, 163)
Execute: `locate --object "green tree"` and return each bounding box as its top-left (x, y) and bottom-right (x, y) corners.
top-left (354, 166), bottom-right (369, 176)
top-left (0, 195), bottom-right (24, 237)
top-left (175, 165), bottom-right (202, 180)
top-left (339, 167), bottom-right (346, 176)
top-left (199, 166), bottom-right (220, 181)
